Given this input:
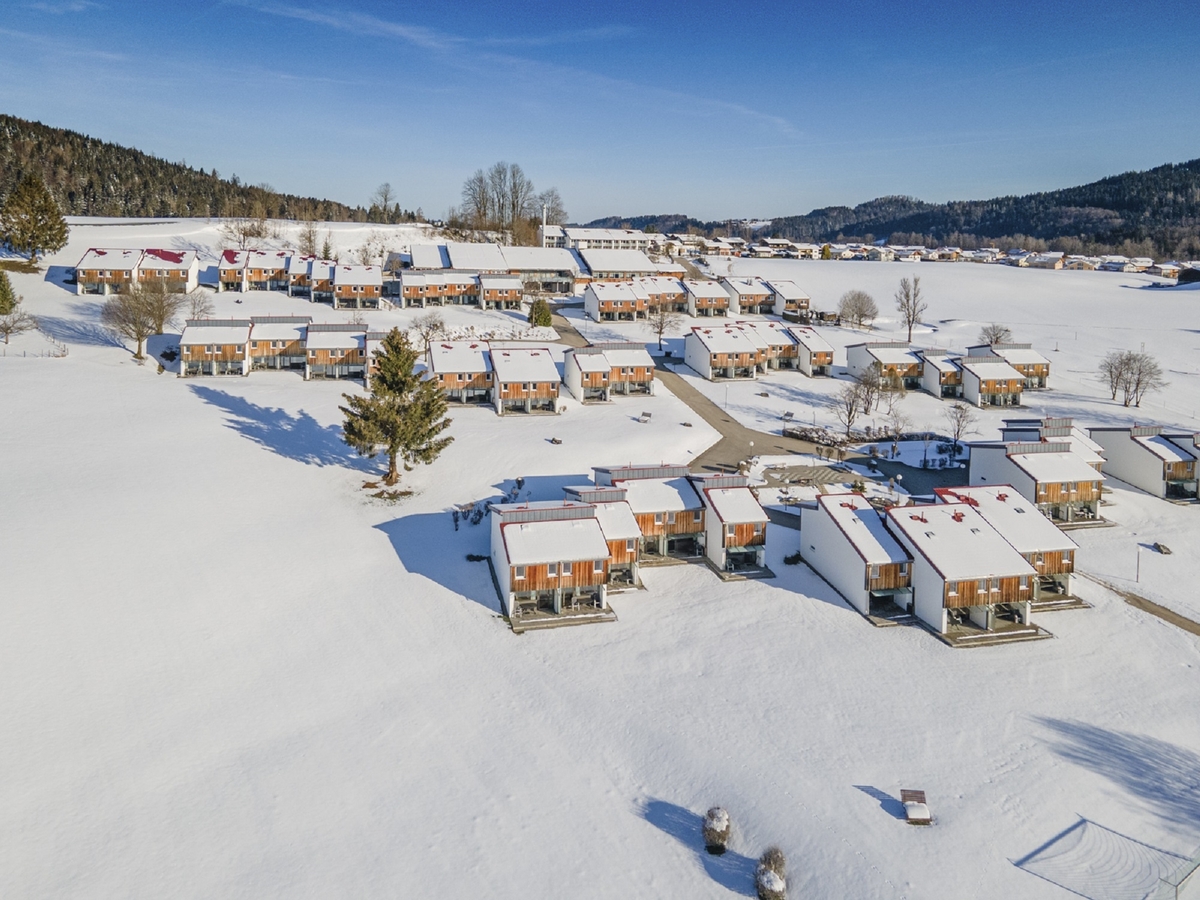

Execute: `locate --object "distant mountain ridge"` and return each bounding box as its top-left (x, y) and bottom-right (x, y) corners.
top-left (585, 160), bottom-right (1200, 258)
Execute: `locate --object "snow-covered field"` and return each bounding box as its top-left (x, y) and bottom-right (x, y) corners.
top-left (3, 221), bottom-right (1200, 898)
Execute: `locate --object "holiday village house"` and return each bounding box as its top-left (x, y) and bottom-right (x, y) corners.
top-left (968, 441), bottom-right (1105, 524)
top-left (562, 343), bottom-right (655, 402)
top-left (1088, 425), bottom-right (1199, 500)
top-left (967, 342), bottom-right (1051, 390)
top-left (179, 319), bottom-right (252, 377)
top-left (846, 342), bottom-right (924, 390)
top-left (74, 248), bottom-right (143, 295)
top-left (684, 325), bottom-right (766, 380)
top-left (790, 327), bottom-right (835, 377)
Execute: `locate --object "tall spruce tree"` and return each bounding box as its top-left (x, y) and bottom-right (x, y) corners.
top-left (340, 328), bottom-right (453, 485)
top-left (0, 271), bottom-right (17, 315)
top-left (0, 174), bottom-right (69, 263)
top-left (528, 296), bottom-right (552, 327)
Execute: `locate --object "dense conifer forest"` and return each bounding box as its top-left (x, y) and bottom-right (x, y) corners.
top-left (0, 114), bottom-right (412, 223)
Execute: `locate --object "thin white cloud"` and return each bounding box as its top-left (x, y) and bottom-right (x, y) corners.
top-left (233, 2), bottom-right (460, 51)
top-left (0, 25), bottom-right (125, 61)
top-left (24, 0), bottom-right (102, 12)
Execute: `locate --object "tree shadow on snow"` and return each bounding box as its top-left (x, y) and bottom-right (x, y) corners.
top-left (640, 799), bottom-right (757, 896)
top-left (374, 512), bottom-right (501, 613)
top-left (36, 302), bottom-right (125, 348)
top-left (188, 385), bottom-right (376, 472)
top-left (1035, 717), bottom-right (1200, 834)
top-left (852, 785), bottom-right (906, 820)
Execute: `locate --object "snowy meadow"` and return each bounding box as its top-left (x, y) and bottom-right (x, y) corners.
top-left (1, 220), bottom-right (1199, 899)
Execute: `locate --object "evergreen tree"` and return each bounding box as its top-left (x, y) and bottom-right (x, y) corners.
top-left (0, 174), bottom-right (68, 263)
top-left (528, 296), bottom-right (553, 327)
top-left (340, 328), bottom-right (454, 486)
top-left (0, 271), bottom-right (17, 315)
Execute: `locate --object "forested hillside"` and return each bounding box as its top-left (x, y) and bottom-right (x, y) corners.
top-left (0, 114), bottom-right (374, 221)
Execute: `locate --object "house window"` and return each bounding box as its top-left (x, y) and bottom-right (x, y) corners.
top-left (667, 512), bottom-right (676, 525)
top-left (694, 511), bottom-right (703, 522)
top-left (593, 560), bottom-right (604, 573)
top-left (869, 565), bottom-right (880, 579)
top-left (547, 563), bottom-right (558, 577)
top-left (625, 539), bottom-right (635, 552)
top-left (562, 562), bottom-right (572, 576)
top-left (234, 346), bottom-right (244, 353)
top-left (899, 563), bottom-right (908, 577)
top-left (1019, 575), bottom-right (1029, 589)
top-left (990, 577), bottom-right (1001, 591)
top-left (514, 566), bottom-right (525, 580)
top-left (948, 583), bottom-right (958, 596)
top-left (205, 345), bottom-right (216, 353)
top-left (654, 513), bottom-right (664, 525)
top-left (753, 523), bottom-right (764, 534)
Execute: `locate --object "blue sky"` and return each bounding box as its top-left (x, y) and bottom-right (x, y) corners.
top-left (3, 0), bottom-right (1198, 222)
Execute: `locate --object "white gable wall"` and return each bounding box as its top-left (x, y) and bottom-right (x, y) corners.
top-left (969, 447), bottom-right (1037, 504)
top-left (1089, 432), bottom-right (1166, 497)
top-left (800, 505), bottom-right (869, 614)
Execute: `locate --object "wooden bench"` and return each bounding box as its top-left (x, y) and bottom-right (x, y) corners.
top-left (900, 789), bottom-right (932, 825)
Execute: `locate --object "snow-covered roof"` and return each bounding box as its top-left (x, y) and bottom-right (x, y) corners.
top-left (499, 246), bottom-right (581, 273)
top-left (246, 249), bottom-right (290, 270)
top-left (592, 501), bottom-right (642, 542)
top-left (427, 341), bottom-right (492, 375)
top-left (598, 344), bottom-right (654, 368)
top-left (720, 277), bottom-right (771, 297)
top-left (935, 486), bottom-right (1077, 554)
top-left (569, 351), bottom-right (610, 374)
top-left (305, 326), bottom-right (365, 350)
top-left (887, 504), bottom-right (1037, 582)
top-left (703, 486), bottom-right (767, 524)
top-left (563, 227), bottom-right (649, 242)
top-left (248, 317), bottom-right (310, 341)
top-left (409, 244), bottom-right (450, 269)
top-left (501, 518), bottom-right (610, 566)
top-left (688, 326), bottom-right (767, 354)
top-left (737, 320), bottom-right (798, 347)
top-left (588, 282), bottom-right (641, 303)
top-left (1136, 434), bottom-right (1199, 463)
top-left (332, 265), bottom-right (382, 286)
top-left (991, 346), bottom-right (1050, 366)
top-left (141, 248), bottom-right (197, 270)
top-left (219, 249), bottom-right (250, 269)
top-left (1007, 450), bottom-right (1105, 485)
top-left (960, 358), bottom-right (1024, 380)
top-left (287, 255), bottom-right (315, 275)
top-left (578, 249), bottom-right (658, 274)
top-left (864, 346), bottom-right (922, 366)
top-left (490, 347), bottom-right (560, 383)
top-left (631, 276), bottom-right (685, 295)
top-left (919, 352), bottom-right (961, 374)
top-left (446, 242), bottom-right (507, 272)
top-left (789, 327), bottom-right (834, 353)
top-left (309, 260), bottom-right (335, 281)
top-left (619, 477), bottom-right (701, 514)
top-left (817, 494), bottom-right (910, 565)
top-left (179, 320), bottom-right (252, 345)
top-left (682, 279), bottom-right (732, 300)
top-left (479, 274), bottom-right (523, 291)
top-left (762, 279), bottom-right (809, 301)
top-left (77, 248), bottom-right (142, 269)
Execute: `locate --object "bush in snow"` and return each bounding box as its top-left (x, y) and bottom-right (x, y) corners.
top-left (702, 807), bottom-right (730, 855)
top-left (756, 846), bottom-right (787, 900)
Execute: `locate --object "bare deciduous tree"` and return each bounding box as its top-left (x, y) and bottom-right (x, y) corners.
top-left (832, 381), bottom-right (864, 436)
top-left (1099, 350), bottom-right (1124, 401)
top-left (0, 307), bottom-right (37, 344)
top-left (943, 401), bottom-right (978, 458)
top-left (895, 275), bottom-right (927, 342)
top-left (101, 290), bottom-right (156, 359)
top-left (187, 290), bottom-right (215, 320)
top-left (855, 363), bottom-right (884, 414)
top-left (838, 289), bottom-right (878, 329)
top-left (884, 402), bottom-right (911, 458)
top-left (536, 187), bottom-right (567, 226)
top-left (978, 323), bottom-right (1013, 344)
top-left (411, 311), bottom-right (447, 353)
top-left (219, 216), bottom-right (267, 250)
top-left (135, 279), bottom-right (188, 334)
top-left (298, 219), bottom-right (319, 257)
top-left (355, 244), bottom-right (374, 265)
top-left (644, 298), bottom-right (682, 351)
top-left (1123, 350), bottom-right (1166, 407)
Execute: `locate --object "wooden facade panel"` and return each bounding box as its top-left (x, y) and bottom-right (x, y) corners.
top-left (610, 366), bottom-right (654, 382)
top-left (635, 511), bottom-right (704, 537)
top-left (309, 349), bottom-right (363, 365)
top-left (725, 522), bottom-right (766, 547)
top-left (607, 539), bottom-right (638, 564)
top-left (866, 562), bottom-right (910, 591)
top-left (510, 560), bottom-right (607, 591)
top-left (499, 382), bottom-right (558, 399)
top-left (1037, 481), bottom-right (1102, 502)
top-left (250, 339), bottom-right (304, 358)
top-left (1165, 460), bottom-right (1196, 480)
top-left (944, 575), bottom-right (1030, 608)
top-left (439, 373), bottom-right (493, 389)
top-left (1031, 550), bottom-right (1074, 575)
top-left (980, 378), bottom-right (1023, 392)
top-left (182, 344), bottom-right (244, 363)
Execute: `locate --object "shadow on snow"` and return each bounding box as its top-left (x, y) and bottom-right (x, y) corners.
top-left (188, 385), bottom-right (375, 472)
top-left (374, 512), bottom-right (501, 614)
top-left (36, 301), bottom-right (125, 348)
top-left (640, 799), bottom-right (757, 896)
